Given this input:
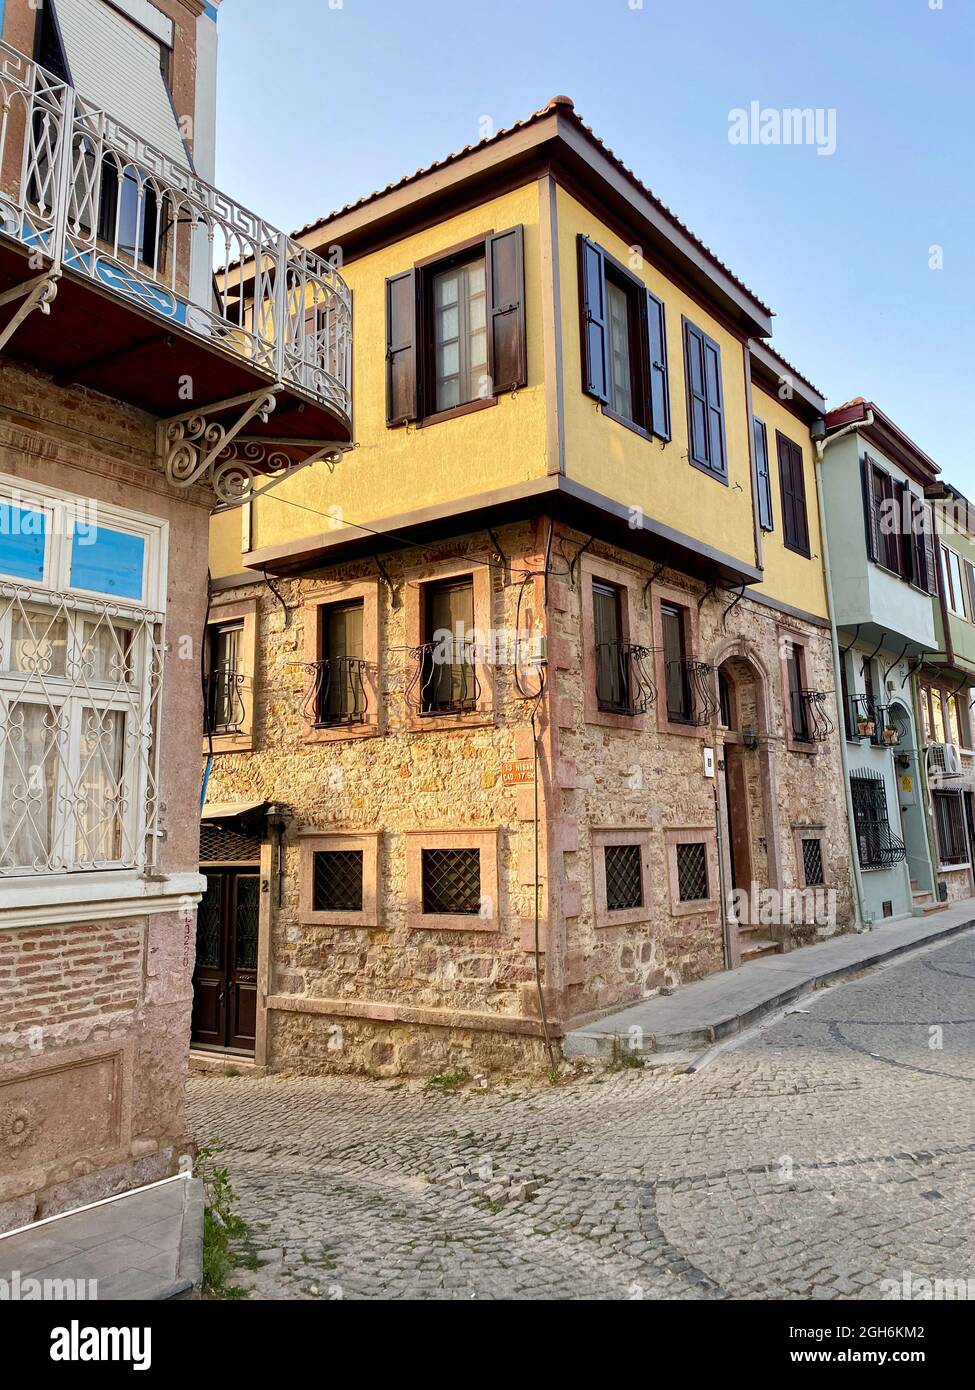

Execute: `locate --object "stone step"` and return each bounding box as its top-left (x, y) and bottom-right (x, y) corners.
top-left (912, 890), bottom-right (933, 905)
top-left (923, 901), bottom-right (949, 914)
top-left (740, 938), bottom-right (780, 960)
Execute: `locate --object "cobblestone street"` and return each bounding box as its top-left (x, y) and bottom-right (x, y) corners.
top-left (186, 931), bottom-right (975, 1300)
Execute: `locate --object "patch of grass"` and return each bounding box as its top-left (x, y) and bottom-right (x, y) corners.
top-left (196, 1142), bottom-right (253, 1300)
top-left (425, 1068), bottom-right (470, 1092)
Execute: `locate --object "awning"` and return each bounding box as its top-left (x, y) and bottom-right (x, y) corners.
top-left (52, 0), bottom-right (190, 167)
top-left (200, 801), bottom-right (267, 824)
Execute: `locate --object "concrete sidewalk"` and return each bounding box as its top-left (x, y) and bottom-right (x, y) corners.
top-left (565, 903), bottom-right (975, 1058)
top-left (0, 1175), bottom-right (204, 1300)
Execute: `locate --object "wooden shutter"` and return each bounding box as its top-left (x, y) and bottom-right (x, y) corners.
top-left (861, 457), bottom-right (882, 563)
top-left (486, 225), bottom-right (526, 393)
top-left (684, 323), bottom-right (709, 466)
top-left (777, 433), bottom-right (809, 554)
top-left (385, 269), bottom-right (417, 425)
top-left (702, 335), bottom-right (726, 476)
top-left (645, 290), bottom-right (670, 440)
top-left (753, 417), bottom-right (773, 531)
top-left (578, 236), bottom-right (608, 402)
top-left (923, 507), bottom-right (939, 596)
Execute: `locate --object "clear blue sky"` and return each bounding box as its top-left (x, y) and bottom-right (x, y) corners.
top-left (215, 0), bottom-right (973, 487)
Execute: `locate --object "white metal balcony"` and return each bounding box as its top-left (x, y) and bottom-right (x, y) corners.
top-left (0, 42), bottom-right (352, 502)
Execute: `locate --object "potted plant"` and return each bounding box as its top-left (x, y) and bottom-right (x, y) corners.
top-left (882, 726), bottom-right (900, 746)
top-left (856, 715), bottom-right (876, 738)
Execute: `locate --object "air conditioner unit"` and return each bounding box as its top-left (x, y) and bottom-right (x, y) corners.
top-left (927, 743), bottom-right (963, 778)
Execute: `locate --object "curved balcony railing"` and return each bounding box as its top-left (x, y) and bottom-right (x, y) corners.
top-left (204, 667), bottom-right (246, 736)
top-left (595, 641), bottom-right (656, 716)
top-left (301, 657), bottom-right (372, 728)
top-left (407, 640), bottom-right (480, 716)
top-left (665, 658), bottom-right (716, 726)
top-left (790, 689), bottom-right (835, 744)
top-left (0, 42), bottom-right (351, 428)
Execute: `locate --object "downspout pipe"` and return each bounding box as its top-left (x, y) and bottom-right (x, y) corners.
top-left (815, 416), bottom-right (871, 930)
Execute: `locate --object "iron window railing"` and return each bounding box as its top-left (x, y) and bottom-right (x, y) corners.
top-left (665, 659), bottom-right (716, 726)
top-left (801, 837), bottom-right (825, 887)
top-left (849, 769), bottom-right (906, 869)
top-left (301, 657), bottom-right (371, 728)
top-left (0, 41), bottom-right (352, 426)
top-left (595, 641), bottom-right (656, 716)
top-left (676, 841), bottom-right (709, 902)
top-left (203, 666), bottom-right (245, 735)
top-left (604, 843), bottom-right (643, 911)
top-left (848, 695), bottom-right (900, 747)
top-left (421, 847), bottom-right (481, 915)
top-left (407, 640), bottom-right (480, 716)
top-left (933, 791), bottom-right (969, 867)
top-left (312, 848), bottom-right (364, 912)
top-left (790, 689), bottom-right (835, 744)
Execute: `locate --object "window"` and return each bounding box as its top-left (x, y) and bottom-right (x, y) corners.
top-left (862, 458), bottom-right (938, 593)
top-left (661, 602), bottom-right (692, 722)
top-left (0, 478), bottom-right (165, 877)
top-left (418, 577), bottom-right (476, 715)
top-left (205, 621), bottom-right (244, 735)
top-left (421, 847), bottom-right (481, 916)
top-left (312, 849), bottom-right (364, 912)
top-left (385, 227), bottom-right (526, 425)
top-left (776, 432), bottom-right (809, 556)
top-left (683, 319), bottom-right (726, 479)
top-left (933, 792), bottom-right (969, 867)
top-left (299, 831), bottom-right (380, 926)
top-left (921, 681), bottom-right (972, 750)
top-left (801, 837), bottom-right (825, 887)
top-left (786, 642), bottom-right (809, 742)
top-left (942, 546), bottom-right (973, 620)
top-left (604, 843), bottom-right (643, 911)
top-left (97, 163), bottom-right (162, 268)
top-left (839, 649), bottom-right (855, 741)
top-left (317, 600), bottom-right (366, 725)
top-left (578, 237), bottom-right (670, 440)
top-left (676, 842), bottom-right (709, 901)
top-left (754, 418), bottom-right (773, 531)
top-left (592, 580), bottom-right (628, 712)
top-left (849, 770), bottom-right (906, 870)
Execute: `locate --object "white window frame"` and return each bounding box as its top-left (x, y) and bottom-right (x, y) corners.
top-left (942, 545), bottom-right (971, 621)
top-left (0, 472), bottom-right (169, 885)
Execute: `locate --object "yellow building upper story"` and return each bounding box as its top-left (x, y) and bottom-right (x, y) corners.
top-left (211, 96), bottom-right (828, 623)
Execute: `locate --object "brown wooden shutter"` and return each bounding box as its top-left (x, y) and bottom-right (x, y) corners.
top-left (385, 269), bottom-right (417, 425)
top-left (645, 290), bottom-right (670, 440)
top-left (485, 225), bottom-right (526, 394)
top-left (861, 457), bottom-right (882, 563)
top-left (777, 434), bottom-right (808, 553)
top-left (578, 236), bottom-right (608, 402)
top-left (923, 506), bottom-right (939, 595)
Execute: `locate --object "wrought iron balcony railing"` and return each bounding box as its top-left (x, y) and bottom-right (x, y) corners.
top-left (854, 823), bottom-right (908, 870)
top-left (301, 657), bottom-right (372, 728)
top-left (407, 640), bottom-right (480, 717)
top-left (204, 667), bottom-right (246, 736)
top-left (0, 42), bottom-right (352, 459)
top-left (847, 695), bottom-right (899, 746)
top-left (595, 641), bottom-right (656, 716)
top-left (790, 689), bottom-right (835, 744)
top-left (665, 659), bottom-right (716, 726)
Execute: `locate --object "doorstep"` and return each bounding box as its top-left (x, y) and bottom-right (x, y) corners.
top-left (189, 1048), bottom-right (264, 1076)
top-left (0, 1175), bottom-right (204, 1301)
top-left (564, 903), bottom-right (975, 1058)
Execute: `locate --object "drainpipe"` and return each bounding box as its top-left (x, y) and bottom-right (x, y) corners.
top-left (814, 416), bottom-right (871, 929)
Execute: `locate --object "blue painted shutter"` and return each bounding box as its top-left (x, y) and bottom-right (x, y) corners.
top-left (753, 417), bottom-right (773, 530)
top-left (702, 335), bottom-right (726, 476)
top-left (684, 323), bottom-right (709, 465)
top-left (578, 236), bottom-right (609, 402)
top-left (645, 290), bottom-right (670, 440)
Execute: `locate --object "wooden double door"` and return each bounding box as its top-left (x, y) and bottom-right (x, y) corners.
top-left (191, 868), bottom-right (260, 1053)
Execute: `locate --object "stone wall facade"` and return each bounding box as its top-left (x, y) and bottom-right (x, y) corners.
top-left (0, 363), bottom-right (209, 1231)
top-left (202, 517), bottom-right (854, 1077)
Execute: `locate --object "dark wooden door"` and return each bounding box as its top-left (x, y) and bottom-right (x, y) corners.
top-left (191, 870), bottom-right (259, 1054)
top-left (724, 747), bottom-right (752, 891)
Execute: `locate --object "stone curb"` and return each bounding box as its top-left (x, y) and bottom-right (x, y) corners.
top-left (159, 1177), bottom-right (204, 1301)
top-left (565, 918), bottom-right (975, 1058)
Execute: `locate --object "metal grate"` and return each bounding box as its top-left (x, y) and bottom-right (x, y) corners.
top-left (604, 844), bottom-right (643, 911)
top-left (312, 849), bottom-right (363, 912)
top-left (801, 837), bottom-right (825, 887)
top-left (676, 842), bottom-right (709, 902)
top-left (200, 823), bottom-right (261, 863)
top-left (850, 769), bottom-right (906, 869)
top-left (421, 847), bottom-right (481, 915)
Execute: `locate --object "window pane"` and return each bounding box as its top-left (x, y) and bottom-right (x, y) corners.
top-left (422, 580), bottom-right (475, 713)
top-left (82, 618), bottom-right (134, 685)
top-left (321, 603), bottom-right (365, 722)
top-left (9, 607), bottom-right (67, 676)
top-left (76, 707), bottom-right (125, 863)
top-left (0, 702), bottom-right (59, 869)
top-left (0, 505), bottom-right (46, 581)
top-left (313, 849), bottom-right (363, 912)
top-left (433, 256), bottom-right (486, 411)
top-left (421, 847), bottom-right (480, 915)
top-left (70, 524), bottom-right (145, 600)
top-left (606, 280), bottom-right (633, 421)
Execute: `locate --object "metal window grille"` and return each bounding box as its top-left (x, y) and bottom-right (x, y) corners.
top-left (849, 769), bottom-right (906, 869)
top-left (676, 842), bottom-right (709, 902)
top-left (801, 837), bottom-right (825, 887)
top-left (312, 849), bottom-right (364, 912)
top-left (200, 823), bottom-right (261, 863)
top-left (0, 583), bottom-right (162, 876)
top-left (933, 792), bottom-right (968, 867)
top-left (604, 843), bottom-right (643, 911)
top-left (421, 847), bottom-right (481, 915)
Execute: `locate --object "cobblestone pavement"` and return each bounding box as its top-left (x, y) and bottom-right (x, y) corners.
top-left (186, 931), bottom-right (975, 1300)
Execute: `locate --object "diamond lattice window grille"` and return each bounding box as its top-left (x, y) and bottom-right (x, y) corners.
top-left (801, 837), bottom-right (825, 887)
top-left (0, 583), bottom-right (163, 876)
top-left (676, 842), bottom-right (709, 902)
top-left (200, 823), bottom-right (262, 863)
top-left (604, 844), bottom-right (643, 911)
top-left (312, 849), bottom-right (364, 913)
top-left (421, 847), bottom-right (481, 916)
